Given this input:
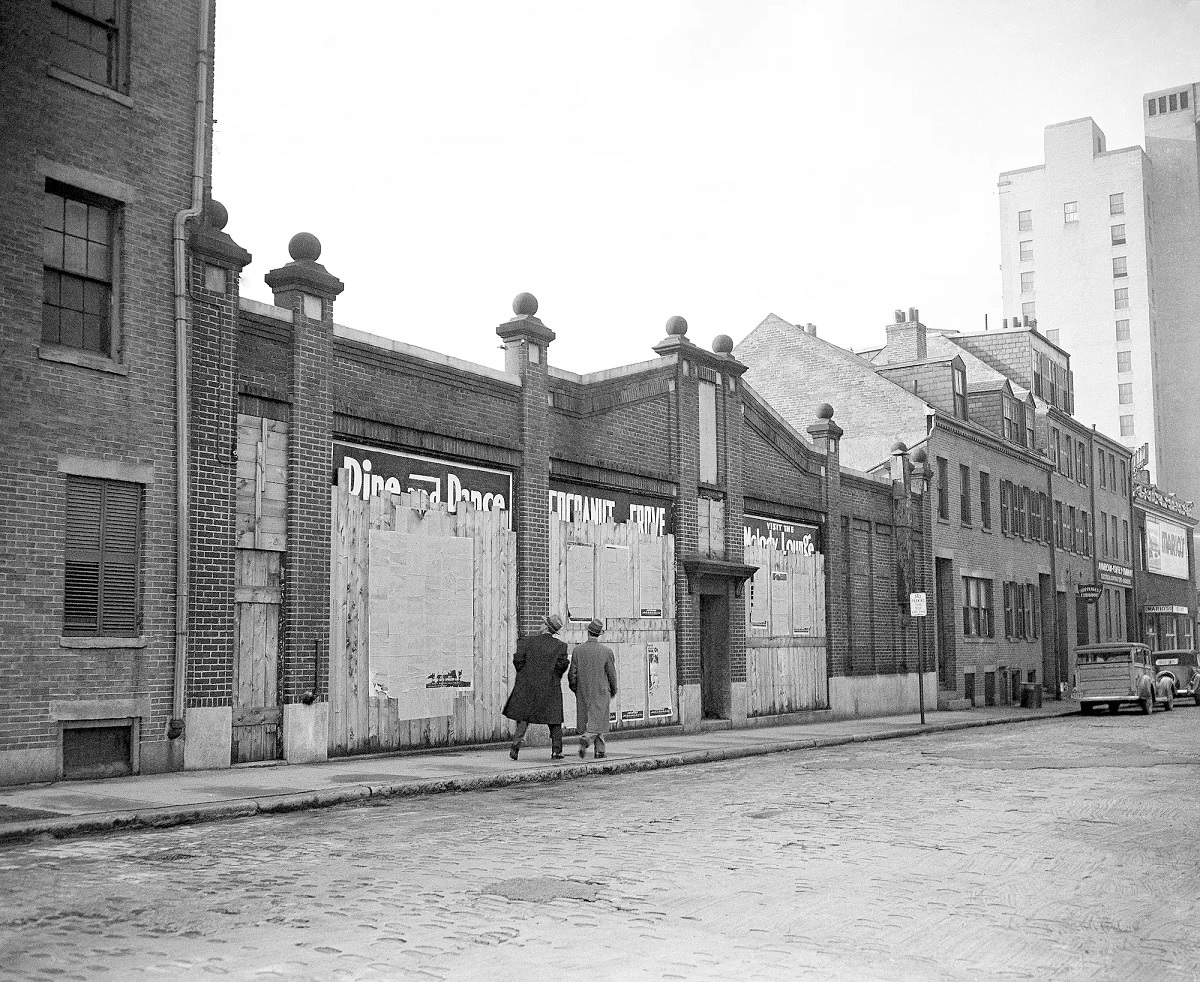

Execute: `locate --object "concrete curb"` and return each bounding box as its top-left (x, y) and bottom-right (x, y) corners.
top-left (0, 708), bottom-right (1075, 847)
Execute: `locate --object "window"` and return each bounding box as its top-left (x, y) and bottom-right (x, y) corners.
top-left (1019, 240), bottom-right (1033, 262)
top-left (50, 1), bottom-right (126, 90)
top-left (1149, 98), bottom-right (1157, 117)
top-left (980, 473), bottom-right (992, 530)
top-left (1080, 510), bottom-right (1090, 556)
top-left (1016, 486), bottom-right (1028, 538)
top-left (1112, 515), bottom-right (1119, 561)
top-left (1120, 414), bottom-right (1135, 437)
top-left (1183, 90), bottom-right (1191, 110)
top-left (1100, 510), bottom-right (1109, 556)
top-left (1018, 209), bottom-right (1032, 232)
top-left (959, 464), bottom-right (971, 525)
top-left (1026, 583), bottom-right (1039, 639)
top-left (937, 457), bottom-right (949, 520)
top-left (1003, 399), bottom-right (1016, 443)
top-left (1116, 319), bottom-right (1130, 342)
top-left (1067, 506), bottom-right (1077, 552)
top-left (1121, 460), bottom-right (1127, 488)
top-left (1098, 453), bottom-right (1107, 489)
top-left (1109, 193), bottom-right (1124, 216)
top-left (1031, 490), bottom-right (1042, 541)
top-left (1122, 519), bottom-right (1129, 561)
top-left (963, 577), bottom-right (994, 638)
top-left (1020, 271), bottom-right (1035, 293)
top-left (1114, 287), bottom-right (1129, 309)
top-left (952, 366), bottom-right (968, 420)
top-left (1111, 224), bottom-right (1126, 245)
top-left (1004, 582), bottom-right (1030, 640)
top-left (1000, 479), bottom-right (1011, 534)
top-left (1113, 257), bottom-right (1127, 278)
top-left (1117, 350), bottom-right (1132, 373)
top-left (1062, 435), bottom-right (1073, 478)
top-left (1064, 201), bottom-right (1078, 223)
top-left (1042, 493), bottom-right (1052, 543)
top-left (1055, 500), bottom-right (1065, 548)
top-left (1022, 301), bottom-right (1036, 320)
top-left (1159, 96), bottom-right (1168, 114)
top-left (1118, 382), bottom-right (1133, 404)
top-left (1077, 443), bottom-right (1088, 486)
top-left (43, 182), bottom-right (117, 356)
top-left (1110, 455), bottom-right (1117, 488)
top-left (64, 476), bottom-right (141, 637)
top-left (1170, 93), bottom-right (1178, 111)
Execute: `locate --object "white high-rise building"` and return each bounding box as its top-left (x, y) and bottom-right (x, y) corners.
top-left (998, 84), bottom-right (1200, 523)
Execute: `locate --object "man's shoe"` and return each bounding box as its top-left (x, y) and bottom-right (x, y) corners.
top-left (509, 746), bottom-right (519, 761)
top-left (595, 751), bottom-right (606, 759)
top-left (551, 752), bottom-right (564, 760)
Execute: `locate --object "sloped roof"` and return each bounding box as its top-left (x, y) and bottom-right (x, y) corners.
top-left (734, 314), bottom-right (931, 472)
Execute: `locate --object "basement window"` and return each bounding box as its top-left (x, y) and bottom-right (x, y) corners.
top-left (61, 718), bottom-right (135, 779)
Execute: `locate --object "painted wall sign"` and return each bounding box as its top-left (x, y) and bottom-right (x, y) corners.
top-left (548, 478), bottom-right (670, 535)
top-left (1097, 560), bottom-right (1134, 588)
top-left (333, 441), bottom-right (512, 516)
top-left (909, 592), bottom-right (927, 617)
top-left (1146, 516), bottom-right (1190, 580)
top-left (743, 514), bottom-right (821, 555)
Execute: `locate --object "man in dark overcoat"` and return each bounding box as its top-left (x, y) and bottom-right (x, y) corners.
top-left (567, 618), bottom-right (617, 759)
top-left (502, 612), bottom-right (569, 760)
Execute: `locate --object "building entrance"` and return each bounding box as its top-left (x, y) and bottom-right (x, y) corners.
top-left (700, 593), bottom-right (730, 720)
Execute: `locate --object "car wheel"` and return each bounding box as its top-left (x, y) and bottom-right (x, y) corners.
top-left (1081, 702), bottom-right (1093, 715)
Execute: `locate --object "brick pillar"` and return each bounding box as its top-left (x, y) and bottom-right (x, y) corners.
top-left (713, 334), bottom-right (749, 698)
top-left (808, 405), bottom-right (845, 677)
top-left (265, 232), bottom-right (344, 702)
top-left (186, 200), bottom-right (251, 711)
top-left (496, 293), bottom-right (555, 638)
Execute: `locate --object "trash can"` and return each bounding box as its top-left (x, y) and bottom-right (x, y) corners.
top-left (1020, 683), bottom-right (1043, 709)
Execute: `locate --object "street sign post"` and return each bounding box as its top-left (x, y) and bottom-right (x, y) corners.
top-left (910, 592), bottom-right (928, 723)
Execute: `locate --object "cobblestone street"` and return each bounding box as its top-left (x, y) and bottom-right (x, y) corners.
top-left (2, 712), bottom-right (1199, 981)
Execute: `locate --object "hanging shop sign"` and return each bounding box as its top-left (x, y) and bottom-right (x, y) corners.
top-left (743, 514), bottom-right (821, 555)
top-left (1097, 561), bottom-right (1134, 588)
top-left (1076, 584), bottom-right (1102, 603)
top-left (1146, 516), bottom-right (1190, 580)
top-left (548, 479), bottom-right (670, 535)
top-left (333, 441), bottom-right (512, 515)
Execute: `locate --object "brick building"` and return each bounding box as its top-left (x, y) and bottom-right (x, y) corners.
top-left (0, 1), bottom-right (214, 784)
top-left (737, 312), bottom-right (1058, 709)
top-left (1132, 481), bottom-right (1196, 653)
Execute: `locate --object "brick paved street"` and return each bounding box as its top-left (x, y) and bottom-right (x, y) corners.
top-left (2, 712), bottom-right (1199, 981)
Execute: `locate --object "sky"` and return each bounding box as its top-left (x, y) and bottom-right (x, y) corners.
top-left (212, 1), bottom-right (1200, 376)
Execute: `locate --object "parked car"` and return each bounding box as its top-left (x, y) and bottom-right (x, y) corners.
top-left (1076, 643), bottom-right (1174, 715)
top-left (1152, 649), bottom-right (1200, 707)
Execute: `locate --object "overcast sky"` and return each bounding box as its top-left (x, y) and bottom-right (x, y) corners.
top-left (212, 1), bottom-right (1200, 375)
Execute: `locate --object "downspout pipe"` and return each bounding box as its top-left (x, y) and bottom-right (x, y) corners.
top-left (170, 0), bottom-right (213, 736)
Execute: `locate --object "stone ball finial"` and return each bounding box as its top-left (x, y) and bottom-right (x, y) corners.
top-left (513, 292), bottom-right (539, 317)
top-left (891, 440), bottom-right (908, 454)
top-left (712, 334), bottom-right (734, 354)
top-left (207, 199), bottom-right (229, 231)
top-left (911, 448), bottom-right (927, 464)
top-left (665, 315), bottom-right (688, 336)
top-left (288, 232), bottom-right (322, 262)
top-left (816, 403), bottom-right (834, 420)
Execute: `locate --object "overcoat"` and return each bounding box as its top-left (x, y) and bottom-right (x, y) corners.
top-left (567, 638), bottom-right (618, 734)
top-left (502, 632), bottom-right (569, 724)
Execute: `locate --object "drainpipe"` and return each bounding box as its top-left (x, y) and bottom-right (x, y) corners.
top-left (169, 0), bottom-right (213, 738)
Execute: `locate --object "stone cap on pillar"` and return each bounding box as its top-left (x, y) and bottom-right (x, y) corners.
top-left (653, 317), bottom-right (748, 377)
top-left (806, 402), bottom-right (844, 444)
top-left (189, 199), bottom-right (252, 268)
top-left (264, 232), bottom-right (345, 300)
top-left (496, 292), bottom-right (556, 346)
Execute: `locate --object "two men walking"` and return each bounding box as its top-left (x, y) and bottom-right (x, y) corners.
top-left (502, 613), bottom-right (616, 761)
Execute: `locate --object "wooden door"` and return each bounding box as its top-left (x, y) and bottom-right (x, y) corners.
top-left (232, 550), bottom-right (281, 763)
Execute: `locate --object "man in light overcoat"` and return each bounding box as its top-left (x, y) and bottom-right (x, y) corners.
top-left (568, 618), bottom-right (617, 759)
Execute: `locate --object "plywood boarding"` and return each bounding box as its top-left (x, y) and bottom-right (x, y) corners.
top-left (744, 541), bottom-right (828, 716)
top-left (550, 518), bottom-right (676, 732)
top-left (231, 549), bottom-right (281, 763)
top-left (236, 414), bottom-right (287, 551)
top-left (329, 470), bottom-right (515, 754)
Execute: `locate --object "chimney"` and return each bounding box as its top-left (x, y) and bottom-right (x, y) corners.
top-left (806, 322), bottom-right (818, 337)
top-left (885, 305), bottom-right (927, 362)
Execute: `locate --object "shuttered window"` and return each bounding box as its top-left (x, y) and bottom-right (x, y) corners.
top-left (64, 476), bottom-right (141, 636)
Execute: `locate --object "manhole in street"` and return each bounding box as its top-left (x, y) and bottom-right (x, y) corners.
top-left (479, 877), bottom-right (600, 903)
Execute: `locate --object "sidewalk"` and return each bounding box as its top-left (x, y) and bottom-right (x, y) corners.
top-left (0, 703), bottom-right (1077, 846)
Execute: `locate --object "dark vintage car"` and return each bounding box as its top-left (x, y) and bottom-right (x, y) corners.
top-left (1152, 649), bottom-right (1200, 707)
